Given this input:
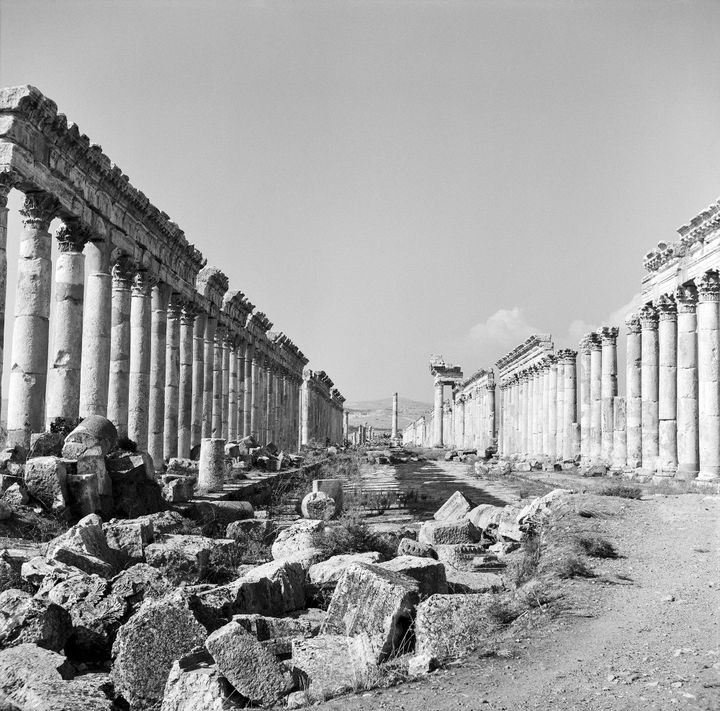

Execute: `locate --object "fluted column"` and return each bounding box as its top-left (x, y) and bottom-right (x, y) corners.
top-left (148, 282), bottom-right (170, 468)
top-left (7, 192), bottom-right (58, 448)
top-left (250, 350), bottom-right (260, 438)
top-left (555, 361), bottom-right (565, 457)
top-left (228, 338), bottom-right (238, 441)
top-left (599, 326), bottom-right (618, 462)
top-left (589, 334), bottom-right (602, 461)
top-left (107, 258), bottom-right (133, 436)
top-left (676, 284), bottom-right (699, 478)
top-left (560, 349), bottom-right (577, 460)
top-left (222, 333), bottom-right (231, 438)
top-left (202, 315), bottom-right (217, 438)
top-left (128, 272), bottom-right (152, 450)
top-left (656, 296), bottom-right (678, 475)
top-left (46, 223), bottom-right (88, 424)
top-left (0, 176), bottom-right (14, 414)
top-left (640, 304), bottom-right (659, 471)
top-left (527, 369), bottom-right (536, 456)
top-left (578, 336), bottom-right (593, 460)
top-left (164, 295), bottom-right (182, 460)
top-left (191, 312), bottom-right (207, 448)
top-left (433, 380), bottom-right (444, 447)
top-left (625, 314), bottom-right (642, 468)
top-left (243, 342), bottom-right (253, 438)
top-left (178, 304), bottom-right (196, 457)
top-left (696, 271), bottom-right (720, 480)
top-left (211, 325), bottom-right (225, 437)
top-left (548, 357), bottom-right (557, 459)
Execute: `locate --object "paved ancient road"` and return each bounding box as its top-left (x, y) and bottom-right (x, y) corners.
top-left (315, 487), bottom-right (720, 711)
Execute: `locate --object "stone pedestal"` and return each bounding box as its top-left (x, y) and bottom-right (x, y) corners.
top-left (46, 224), bottom-right (87, 424)
top-left (7, 192), bottom-right (57, 448)
top-left (198, 438), bottom-right (226, 493)
top-left (656, 296), bottom-right (678, 475)
top-left (599, 327), bottom-right (618, 462)
top-left (107, 258), bottom-right (133, 437)
top-left (148, 282), bottom-right (170, 468)
top-left (164, 296), bottom-right (181, 460)
top-left (640, 304), bottom-right (659, 471)
top-left (675, 284), bottom-right (699, 478)
top-left (128, 272), bottom-right (152, 450)
top-left (191, 312), bottom-right (207, 449)
top-left (625, 314), bottom-right (642, 468)
top-left (178, 304), bottom-right (196, 458)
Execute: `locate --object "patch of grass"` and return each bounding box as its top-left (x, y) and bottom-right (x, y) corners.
top-left (551, 554), bottom-right (595, 579)
top-left (599, 484), bottom-right (642, 500)
top-left (486, 597), bottom-right (521, 626)
top-left (313, 512), bottom-right (398, 559)
top-left (506, 533), bottom-right (542, 587)
top-left (576, 535), bottom-right (617, 559)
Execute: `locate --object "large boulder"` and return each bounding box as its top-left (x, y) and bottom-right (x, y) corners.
top-left (205, 620), bottom-right (289, 706)
top-left (20, 557), bottom-right (81, 590)
top-left (271, 519), bottom-right (327, 565)
top-left (105, 451), bottom-right (163, 517)
top-left (434, 491), bottom-right (474, 521)
top-left (308, 552), bottom-right (383, 587)
top-left (110, 563), bottom-right (172, 614)
top-left (418, 518), bottom-right (479, 546)
top-left (0, 644), bottom-right (73, 706)
top-left (103, 518), bottom-right (154, 565)
top-left (62, 416), bottom-right (118, 459)
top-left (226, 518), bottom-right (276, 543)
top-left (322, 563), bottom-right (419, 663)
top-left (465, 504), bottom-right (503, 532)
top-left (45, 514), bottom-right (116, 578)
top-left (379, 555), bottom-right (448, 596)
top-left (24, 457), bottom-right (68, 512)
top-left (111, 592), bottom-right (207, 710)
top-left (0, 589), bottom-right (72, 651)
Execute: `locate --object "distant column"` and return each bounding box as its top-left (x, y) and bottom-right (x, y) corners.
top-left (212, 325), bottom-right (225, 437)
top-left (487, 382), bottom-right (496, 451)
top-left (148, 282), bottom-right (170, 469)
top-left (625, 314), bottom-right (642, 468)
top-left (190, 312), bottom-right (207, 449)
top-left (548, 356), bottom-right (558, 459)
top-left (236, 341), bottom-right (246, 438)
top-left (656, 295), bottom-right (678, 476)
top-left (555, 361), bottom-right (565, 457)
top-left (599, 326), bottom-right (618, 462)
top-left (675, 283), bottom-right (699, 478)
top-left (433, 380), bottom-right (444, 447)
top-left (250, 350), bottom-right (260, 438)
top-left (128, 272), bottom-right (152, 451)
top-left (221, 332), bottom-right (231, 438)
top-left (639, 304), bottom-right (659, 471)
top-left (589, 334), bottom-right (602, 461)
top-left (578, 335), bottom-right (593, 460)
top-left (560, 349), bottom-right (577, 460)
top-left (520, 372), bottom-right (529, 456)
top-left (243, 342), bottom-right (253, 438)
top-left (392, 392), bottom-right (399, 440)
top-left (164, 295), bottom-right (181, 460)
top-left (696, 270), bottom-right (720, 481)
top-left (177, 303), bottom-right (196, 458)
top-left (265, 361), bottom-right (274, 443)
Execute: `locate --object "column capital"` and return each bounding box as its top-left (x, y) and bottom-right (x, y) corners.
top-left (558, 349), bottom-right (578, 365)
top-left (131, 270), bottom-right (154, 297)
top-left (167, 294), bottom-right (183, 320)
top-left (697, 270), bottom-right (720, 303)
top-left (638, 304), bottom-right (658, 330)
top-left (655, 293), bottom-right (677, 320)
top-left (598, 326), bottom-right (619, 345)
top-left (675, 283), bottom-right (698, 312)
top-left (625, 312), bottom-right (641, 334)
top-left (56, 220), bottom-right (91, 253)
top-left (112, 256), bottom-right (136, 289)
top-left (579, 333), bottom-right (600, 353)
top-left (20, 191), bottom-right (59, 230)
top-left (180, 301), bottom-right (199, 326)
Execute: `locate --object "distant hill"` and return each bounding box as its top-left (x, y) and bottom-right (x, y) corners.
top-left (344, 397), bottom-right (432, 432)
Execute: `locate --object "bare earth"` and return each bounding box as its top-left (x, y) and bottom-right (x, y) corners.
top-left (318, 479), bottom-right (720, 711)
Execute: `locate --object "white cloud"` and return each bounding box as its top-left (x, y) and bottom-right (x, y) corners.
top-left (563, 292), bottom-right (643, 345)
top-left (469, 307), bottom-right (540, 346)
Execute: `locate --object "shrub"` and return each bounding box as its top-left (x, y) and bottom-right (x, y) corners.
top-left (313, 512), bottom-right (397, 559)
top-left (486, 597), bottom-right (520, 626)
top-left (551, 555), bottom-right (595, 579)
top-left (599, 484), bottom-right (642, 500)
top-left (506, 533), bottom-right (542, 587)
top-left (576, 535), bottom-right (617, 558)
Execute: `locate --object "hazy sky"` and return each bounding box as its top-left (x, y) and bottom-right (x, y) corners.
top-left (1, 0), bottom-right (719, 404)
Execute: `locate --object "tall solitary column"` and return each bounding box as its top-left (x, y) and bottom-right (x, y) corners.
top-left (675, 284), bottom-right (699, 478)
top-left (46, 223), bottom-right (87, 424)
top-left (433, 380), bottom-right (444, 447)
top-left (548, 356), bottom-right (557, 459)
top-left (7, 192), bottom-right (57, 448)
top-left (0, 176), bottom-right (15, 413)
top-left (128, 272), bottom-right (152, 450)
top-left (656, 295), bottom-right (678, 475)
top-left (164, 295), bottom-right (181, 460)
top-left (107, 258), bottom-right (133, 436)
top-left (243, 342), bottom-right (253, 438)
top-left (639, 304), bottom-right (659, 471)
top-left (202, 316), bottom-right (217, 438)
top-left (148, 282), bottom-right (170, 468)
top-left (79, 237), bottom-right (112, 418)
top-left (228, 338), bottom-right (238, 441)
top-left (391, 392), bottom-right (399, 441)
top-left (578, 335), bottom-right (593, 460)
top-left (696, 270), bottom-right (720, 480)
top-left (599, 326), bottom-right (618, 462)
top-left (625, 314), bottom-right (642, 468)
top-left (178, 303), bottom-right (196, 458)
top-left (560, 349), bottom-right (578, 460)
top-left (190, 312), bottom-right (207, 449)
top-left (589, 334), bottom-right (602, 461)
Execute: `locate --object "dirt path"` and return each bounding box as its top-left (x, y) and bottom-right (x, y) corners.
top-left (316, 490), bottom-right (720, 711)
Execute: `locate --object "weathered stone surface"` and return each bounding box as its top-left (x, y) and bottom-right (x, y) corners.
top-left (161, 648), bottom-right (240, 711)
top-left (290, 634), bottom-right (375, 701)
top-left (197, 439), bottom-right (226, 494)
top-left (0, 643), bottom-right (73, 707)
top-left (311, 478), bottom-right (344, 512)
top-left (110, 563), bottom-right (172, 613)
top-left (379, 555), bottom-right (448, 596)
top-left (322, 563), bottom-right (419, 663)
top-left (226, 518), bottom-right (276, 542)
top-left (111, 592), bottom-right (207, 710)
top-left (166, 458), bottom-right (200, 476)
top-left (233, 609), bottom-right (325, 656)
top-left (433, 543), bottom-right (488, 571)
top-left (397, 537), bottom-right (438, 559)
top-left (145, 535), bottom-right (235, 580)
top-left (61, 415), bottom-right (118, 459)
top-left (418, 518), bottom-right (479, 546)
top-left (28, 431), bottom-right (65, 459)
top-left (0, 500), bottom-right (11, 520)
top-left (205, 620), bottom-right (288, 706)
top-left (517, 489), bottom-right (573, 529)
top-left (65, 472), bottom-right (101, 517)
top-left (137, 509), bottom-right (187, 534)
top-left (24, 457), bottom-right (68, 511)
top-left (103, 518), bottom-right (154, 565)
top-left (497, 506), bottom-right (524, 541)
top-left (106, 455), bottom-right (164, 518)
top-left (308, 552), bottom-right (382, 587)
top-left (465, 503), bottom-right (503, 531)
top-left (300, 491), bottom-right (336, 521)
top-left (2, 482), bottom-right (29, 507)
top-left (415, 593), bottom-right (501, 661)
top-left (162, 476), bottom-right (194, 503)
top-left (240, 559), bottom-right (306, 615)
top-left (0, 589), bottom-right (72, 651)
top-left (21, 557), bottom-right (81, 589)
top-left (271, 519), bottom-right (327, 565)
top-left (45, 513), bottom-right (116, 578)
top-left (192, 499), bottom-right (254, 528)
top-left (434, 491), bottom-right (474, 521)
top-left (445, 569), bottom-right (504, 594)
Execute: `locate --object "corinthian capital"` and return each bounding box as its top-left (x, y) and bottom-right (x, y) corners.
top-left (598, 326), bottom-right (619, 345)
top-left (131, 270), bottom-right (153, 297)
top-left (655, 293), bottom-right (677, 321)
top-left (696, 270), bottom-right (720, 303)
top-left (625, 313), bottom-right (641, 334)
top-left (56, 220), bottom-right (90, 253)
top-left (111, 256), bottom-right (136, 289)
top-left (20, 191), bottom-right (59, 230)
top-left (0, 172), bottom-right (18, 209)
top-left (638, 303), bottom-right (658, 329)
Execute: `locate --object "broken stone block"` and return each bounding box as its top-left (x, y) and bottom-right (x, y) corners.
top-left (308, 552), bottom-right (383, 587)
top-left (407, 652), bottom-right (439, 676)
top-left (465, 504), bottom-right (504, 534)
top-left (517, 489), bottom-right (573, 530)
top-left (445, 569), bottom-right (504, 594)
top-left (0, 643), bottom-right (74, 705)
top-left (161, 647), bottom-right (241, 711)
top-left (396, 537), bottom-right (438, 559)
top-left (28, 431), bottom-right (65, 459)
top-left (103, 518), bottom-right (154, 565)
top-left (497, 506), bottom-right (524, 542)
top-left (290, 634), bottom-right (376, 701)
top-left (137, 510), bottom-right (187, 534)
top-left (20, 556), bottom-right (81, 589)
top-left (109, 563), bottom-right (172, 614)
top-left (379, 555), bottom-right (448, 596)
top-left (0, 447), bottom-right (26, 477)
top-left (166, 458), bottom-right (199, 476)
top-left (415, 593), bottom-right (505, 661)
top-left (45, 513), bottom-right (116, 578)
top-left (226, 518), bottom-right (276, 542)
top-left (488, 541), bottom-right (521, 557)
top-left (239, 559), bottom-right (306, 615)
top-left (300, 491), bottom-right (336, 520)
top-left (145, 535), bottom-right (236, 581)
top-left (434, 543), bottom-right (488, 571)
top-left (24, 457), bottom-right (68, 512)
top-left (233, 609), bottom-right (325, 657)
top-left (311, 478), bottom-right (344, 512)
top-left (62, 415), bottom-right (118, 459)
top-left (322, 563), bottom-right (419, 663)
top-left (581, 463), bottom-right (609, 477)
top-left (418, 518), bottom-right (479, 546)
top-left (111, 592), bottom-right (207, 710)
top-left (0, 589), bottom-right (72, 651)
top-left (515, 461), bottom-right (532, 472)
top-left (271, 519), bottom-right (327, 565)
top-left (106, 452), bottom-right (163, 518)
top-left (192, 500), bottom-right (254, 528)
top-left (474, 462), bottom-right (490, 477)
top-left (162, 476), bottom-right (194, 503)
top-left (434, 490), bottom-right (474, 521)
top-left (205, 620), bottom-right (288, 706)
top-left (2, 482), bottom-right (28, 507)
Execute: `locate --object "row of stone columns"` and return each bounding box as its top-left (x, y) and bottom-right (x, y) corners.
top-left (452, 384), bottom-right (496, 451)
top-left (300, 373), bottom-right (344, 446)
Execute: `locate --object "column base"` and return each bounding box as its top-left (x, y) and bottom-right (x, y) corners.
top-left (697, 468), bottom-right (720, 481)
top-left (675, 466), bottom-right (699, 481)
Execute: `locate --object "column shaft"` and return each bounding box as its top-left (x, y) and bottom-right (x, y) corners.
top-left (579, 340), bottom-right (592, 460)
top-left (190, 313), bottom-right (207, 449)
top-left (640, 305), bottom-right (659, 470)
top-left (676, 284), bottom-right (699, 477)
top-left (148, 283), bottom-right (170, 468)
top-left (228, 340), bottom-right (238, 441)
top-left (128, 273), bottom-right (152, 450)
top-left (202, 317), bottom-right (217, 438)
top-left (625, 315), bottom-right (642, 468)
top-left (107, 260), bottom-right (133, 436)
top-left (177, 305), bottom-right (195, 458)
top-left (433, 381), bottom-right (444, 447)
top-left (657, 296), bottom-right (678, 475)
top-left (589, 340), bottom-right (602, 461)
top-left (164, 297), bottom-right (181, 460)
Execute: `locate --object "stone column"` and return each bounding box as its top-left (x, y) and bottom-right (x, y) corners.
top-left (555, 361), bottom-right (565, 457)
top-left (578, 335), bottom-right (593, 461)
top-left (198, 438), bottom-right (225, 493)
top-left (7, 192), bottom-right (57, 448)
top-left (589, 334), bottom-right (602, 461)
top-left (301, 379), bottom-right (309, 445)
top-left (107, 258), bottom-right (134, 436)
top-left (675, 284), bottom-right (699, 478)
top-left (535, 367), bottom-right (543, 456)
top-left (0, 176), bottom-right (13, 413)
top-left (639, 304), bottom-right (659, 471)
top-left (46, 222), bottom-right (88, 424)
top-left (548, 356), bottom-right (557, 459)
top-left (222, 333), bottom-right (231, 438)
top-left (487, 383), bottom-right (496, 451)
top-left (228, 338), bottom-right (238, 441)
top-left (519, 372), bottom-right (528, 456)
top-left (79, 237), bottom-right (112, 418)
top-left (148, 282), bottom-right (170, 468)
top-left (265, 362), bottom-right (274, 443)
top-left (202, 316), bottom-right (217, 439)
top-left (560, 349), bottom-right (577, 460)
top-left (599, 326), bottom-right (619, 462)
top-left (128, 272), bottom-right (152, 450)
top-left (211, 325), bottom-right (225, 437)
top-left (191, 312), bottom-right (207, 449)
top-left (343, 410), bottom-right (349, 442)
top-left (625, 314), bottom-right (642, 468)
top-left (656, 295), bottom-right (678, 475)
top-left (164, 295), bottom-right (181, 460)
top-left (243, 342), bottom-right (253, 438)
top-left (433, 380), bottom-right (444, 447)
top-left (612, 396), bottom-right (627, 470)
top-left (236, 342), bottom-right (245, 438)
top-left (250, 351), bottom-right (260, 438)
top-left (527, 369), bottom-right (536, 456)
top-left (696, 270), bottom-right (720, 480)
top-left (392, 392), bottom-right (399, 440)
top-left (513, 376), bottom-right (521, 454)
top-left (178, 303), bottom-right (196, 458)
